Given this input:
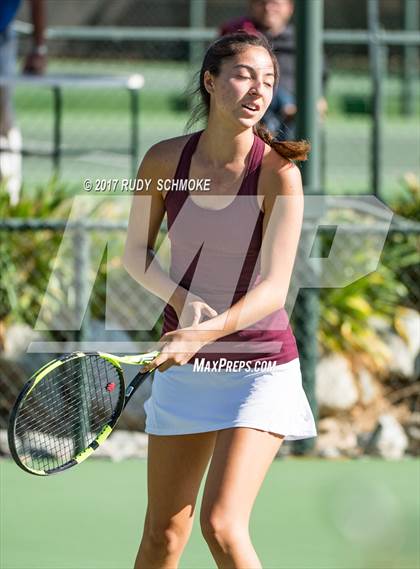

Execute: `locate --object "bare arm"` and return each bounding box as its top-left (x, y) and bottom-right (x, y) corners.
top-left (23, 0), bottom-right (47, 74)
top-left (30, 0), bottom-right (46, 48)
top-left (122, 142), bottom-right (189, 315)
top-left (195, 160), bottom-right (304, 341)
top-left (123, 138), bottom-right (218, 329)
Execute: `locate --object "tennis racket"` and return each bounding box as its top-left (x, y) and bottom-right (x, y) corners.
top-left (8, 350), bottom-right (159, 476)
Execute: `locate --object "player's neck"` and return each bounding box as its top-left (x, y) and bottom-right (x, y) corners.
top-left (197, 122), bottom-right (254, 167)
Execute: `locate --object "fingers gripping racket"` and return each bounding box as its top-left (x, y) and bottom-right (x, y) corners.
top-left (8, 350), bottom-right (159, 476)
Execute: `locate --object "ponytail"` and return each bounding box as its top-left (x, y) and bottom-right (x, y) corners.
top-left (253, 123), bottom-right (310, 162)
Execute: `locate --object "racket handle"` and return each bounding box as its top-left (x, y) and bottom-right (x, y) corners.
top-left (123, 370), bottom-right (152, 406)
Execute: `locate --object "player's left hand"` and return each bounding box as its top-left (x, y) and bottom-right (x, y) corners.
top-left (177, 293), bottom-right (218, 328)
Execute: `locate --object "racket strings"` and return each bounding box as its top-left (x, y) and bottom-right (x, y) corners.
top-left (18, 366), bottom-right (89, 425)
top-left (18, 366), bottom-right (112, 435)
top-left (16, 358), bottom-right (118, 468)
top-left (17, 368), bottom-right (101, 441)
top-left (13, 355), bottom-right (122, 473)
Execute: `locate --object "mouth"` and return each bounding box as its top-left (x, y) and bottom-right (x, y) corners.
top-left (241, 102), bottom-right (260, 113)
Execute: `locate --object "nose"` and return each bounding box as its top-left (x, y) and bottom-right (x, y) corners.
top-left (249, 78), bottom-right (264, 96)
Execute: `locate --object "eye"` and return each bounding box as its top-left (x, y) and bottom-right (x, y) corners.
top-left (236, 75), bottom-right (251, 80)
top-left (264, 82), bottom-right (274, 88)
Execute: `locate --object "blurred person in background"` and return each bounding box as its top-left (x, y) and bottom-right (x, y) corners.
top-left (220, 0), bottom-right (328, 140)
top-left (0, 0), bottom-right (47, 205)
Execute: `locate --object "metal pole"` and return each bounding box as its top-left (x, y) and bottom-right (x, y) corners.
top-left (292, 0), bottom-right (324, 455)
top-left (72, 224), bottom-right (90, 453)
top-left (368, 0), bottom-right (384, 198)
top-left (189, 0), bottom-right (207, 84)
top-left (52, 86), bottom-right (62, 176)
top-left (129, 88), bottom-right (139, 177)
top-left (73, 224), bottom-right (90, 346)
top-left (402, 0), bottom-right (419, 116)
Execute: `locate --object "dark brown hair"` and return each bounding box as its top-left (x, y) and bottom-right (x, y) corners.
top-left (186, 32), bottom-right (310, 161)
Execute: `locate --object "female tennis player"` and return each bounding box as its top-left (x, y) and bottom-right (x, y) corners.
top-left (124, 32), bottom-right (317, 569)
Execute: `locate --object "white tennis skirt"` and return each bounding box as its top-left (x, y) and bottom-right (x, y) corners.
top-left (144, 357), bottom-right (317, 441)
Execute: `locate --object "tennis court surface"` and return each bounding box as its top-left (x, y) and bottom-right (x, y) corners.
top-left (1, 457), bottom-right (419, 569)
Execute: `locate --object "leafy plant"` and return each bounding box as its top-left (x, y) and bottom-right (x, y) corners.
top-left (318, 173), bottom-right (420, 371)
top-left (0, 181), bottom-right (74, 337)
top-left (0, 182), bottom-right (163, 346)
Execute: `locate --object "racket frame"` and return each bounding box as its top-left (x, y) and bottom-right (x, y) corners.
top-left (8, 350), bottom-right (158, 476)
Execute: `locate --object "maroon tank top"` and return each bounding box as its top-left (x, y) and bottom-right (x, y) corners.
top-left (162, 130), bottom-right (299, 365)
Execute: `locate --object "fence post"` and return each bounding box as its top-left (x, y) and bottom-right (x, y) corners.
top-left (368, 0), bottom-right (385, 199)
top-left (189, 0), bottom-right (207, 79)
top-left (292, 0), bottom-right (324, 455)
top-left (129, 88), bottom-right (140, 178)
top-left (52, 86), bottom-right (63, 176)
top-left (402, 0), bottom-right (418, 116)
top-left (73, 223), bottom-right (90, 346)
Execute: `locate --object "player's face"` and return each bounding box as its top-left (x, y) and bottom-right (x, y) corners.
top-left (250, 0), bottom-right (294, 32)
top-left (205, 46), bottom-right (275, 129)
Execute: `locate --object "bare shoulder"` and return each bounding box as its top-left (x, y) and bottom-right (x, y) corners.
top-left (142, 133), bottom-right (194, 177)
top-left (259, 144), bottom-right (303, 200)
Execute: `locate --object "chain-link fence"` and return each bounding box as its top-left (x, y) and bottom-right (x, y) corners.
top-left (1, 0), bottom-right (419, 457)
top-left (6, 0), bottom-right (418, 200)
top-left (1, 213), bottom-right (419, 439)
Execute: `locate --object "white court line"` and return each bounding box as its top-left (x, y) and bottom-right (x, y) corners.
top-left (23, 139), bottom-right (55, 151)
top-left (76, 150), bottom-right (129, 168)
top-left (21, 140), bottom-right (129, 168)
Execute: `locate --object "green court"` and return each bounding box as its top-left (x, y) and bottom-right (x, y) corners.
top-left (1, 457), bottom-right (419, 569)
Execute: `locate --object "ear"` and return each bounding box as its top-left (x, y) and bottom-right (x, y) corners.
top-left (203, 70), bottom-right (215, 94)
